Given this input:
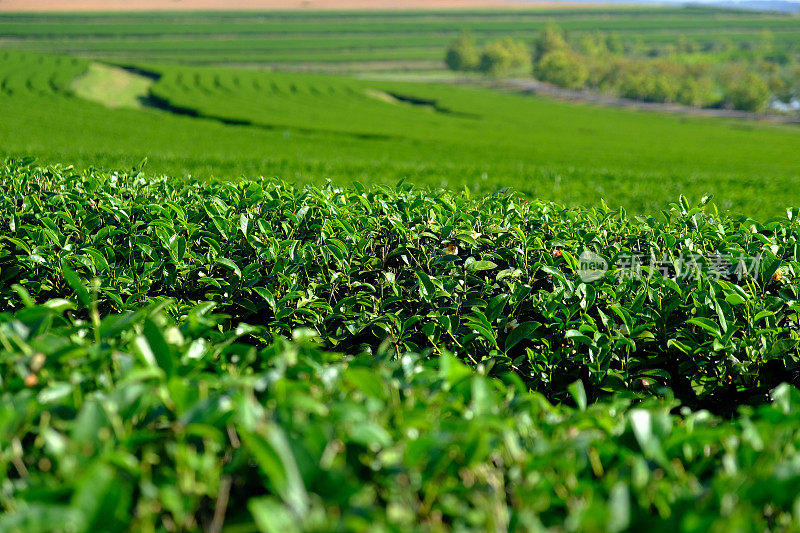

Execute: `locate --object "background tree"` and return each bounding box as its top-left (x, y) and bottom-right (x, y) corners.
top-left (757, 29), bottom-right (775, 58)
top-left (677, 78), bottom-right (702, 106)
top-left (725, 72), bottom-right (771, 112)
top-left (479, 40), bottom-right (514, 77)
top-left (445, 32), bottom-right (480, 72)
top-left (648, 73), bottom-right (679, 103)
top-left (477, 38), bottom-right (530, 77)
top-left (758, 60), bottom-right (794, 102)
top-left (594, 57), bottom-right (632, 93)
top-left (767, 73), bottom-right (792, 103)
top-left (718, 63), bottom-right (748, 87)
top-left (618, 71), bottom-right (649, 101)
top-left (676, 76), bottom-right (714, 107)
top-left (606, 31), bottom-right (625, 54)
top-left (533, 22), bottom-right (569, 62)
top-left (577, 31), bottom-right (609, 57)
top-left (535, 50), bottom-right (589, 89)
top-left (499, 37), bottom-right (532, 70)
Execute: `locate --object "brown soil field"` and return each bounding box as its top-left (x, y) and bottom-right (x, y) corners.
top-left (0, 0), bottom-right (584, 12)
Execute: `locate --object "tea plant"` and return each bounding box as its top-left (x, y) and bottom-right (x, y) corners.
top-left (2, 300), bottom-right (800, 532)
top-left (3, 160), bottom-right (800, 531)
top-left (2, 161), bottom-right (799, 412)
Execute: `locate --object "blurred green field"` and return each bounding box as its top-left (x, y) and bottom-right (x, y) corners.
top-left (1, 6), bottom-right (799, 68)
top-left (0, 49), bottom-right (798, 219)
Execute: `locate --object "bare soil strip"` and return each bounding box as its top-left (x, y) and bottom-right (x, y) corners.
top-left (0, 0), bottom-right (577, 13)
top-left (499, 78), bottom-right (800, 125)
top-left (362, 70), bottom-right (800, 124)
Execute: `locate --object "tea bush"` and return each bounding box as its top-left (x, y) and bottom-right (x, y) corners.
top-left (2, 301), bottom-right (800, 532)
top-left (3, 160), bottom-right (800, 531)
top-left (2, 160), bottom-right (799, 412)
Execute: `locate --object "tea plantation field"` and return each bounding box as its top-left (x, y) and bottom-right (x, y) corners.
top-left (2, 161), bottom-right (800, 531)
top-left (2, 6), bottom-right (800, 531)
top-left (0, 50), bottom-right (799, 218)
top-left (1, 6), bottom-right (799, 68)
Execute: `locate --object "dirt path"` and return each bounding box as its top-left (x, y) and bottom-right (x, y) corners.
top-left (363, 71), bottom-right (800, 124)
top-left (496, 79), bottom-right (800, 124)
top-left (0, 0), bottom-right (577, 12)
top-left (499, 78), bottom-right (800, 125)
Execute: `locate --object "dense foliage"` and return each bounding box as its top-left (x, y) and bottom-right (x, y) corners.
top-left (2, 162), bottom-right (799, 413)
top-left (2, 8), bottom-right (799, 529)
top-left (3, 300), bottom-right (800, 532)
top-left (0, 300), bottom-right (800, 533)
top-left (447, 33), bottom-right (531, 77)
top-left (446, 23), bottom-right (800, 113)
top-left (3, 162), bottom-right (800, 531)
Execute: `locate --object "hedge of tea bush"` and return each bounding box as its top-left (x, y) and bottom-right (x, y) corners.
top-left (3, 160), bottom-right (800, 530)
top-left (2, 301), bottom-right (800, 532)
top-left (2, 160), bottom-right (798, 412)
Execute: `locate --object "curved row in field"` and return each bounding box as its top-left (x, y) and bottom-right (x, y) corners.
top-left (147, 65), bottom-right (481, 139)
top-left (0, 51), bottom-right (83, 97)
top-left (143, 61), bottom-right (800, 188)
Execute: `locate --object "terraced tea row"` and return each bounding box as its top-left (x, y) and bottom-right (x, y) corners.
top-left (0, 51), bottom-right (82, 97)
top-left (1, 50), bottom-right (799, 218)
top-left (148, 66), bottom-right (478, 138)
top-left (4, 297), bottom-right (800, 532)
top-left (1, 7), bottom-right (798, 67)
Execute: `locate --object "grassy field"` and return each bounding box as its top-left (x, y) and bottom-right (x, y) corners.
top-left (1, 7), bottom-right (799, 68)
top-left (0, 49), bottom-right (799, 219)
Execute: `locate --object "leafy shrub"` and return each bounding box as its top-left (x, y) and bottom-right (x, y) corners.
top-left (535, 50), bottom-right (589, 90)
top-left (479, 41), bottom-right (513, 77)
top-left (2, 161), bottom-right (799, 414)
top-left (533, 22), bottom-right (569, 62)
top-left (724, 72), bottom-right (772, 112)
top-left (576, 31), bottom-right (610, 57)
top-left (621, 72), bottom-right (679, 103)
top-left (3, 301), bottom-right (800, 531)
top-left (478, 38), bottom-right (530, 77)
top-left (676, 77), bottom-right (713, 107)
top-left (445, 32), bottom-right (480, 72)
top-left (499, 37), bottom-right (532, 70)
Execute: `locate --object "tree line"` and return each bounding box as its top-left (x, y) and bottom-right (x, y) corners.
top-left (445, 24), bottom-right (800, 113)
